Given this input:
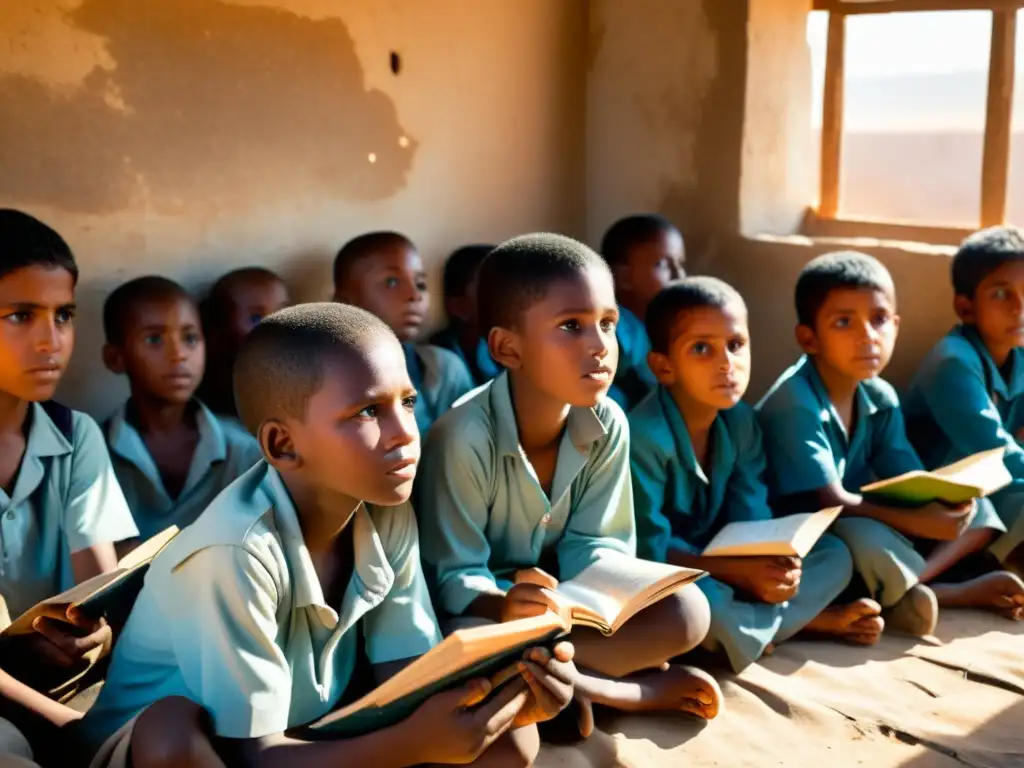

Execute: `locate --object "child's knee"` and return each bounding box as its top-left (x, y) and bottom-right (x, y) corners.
top-left (660, 584), bottom-right (712, 656)
top-left (811, 533), bottom-right (854, 586)
top-left (478, 727), bottom-right (539, 768)
top-left (131, 696), bottom-right (216, 768)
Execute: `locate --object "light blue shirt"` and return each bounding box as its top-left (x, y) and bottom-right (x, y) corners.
top-left (755, 356), bottom-right (923, 503)
top-left (608, 306), bottom-right (657, 411)
top-left (416, 372), bottom-right (636, 616)
top-left (405, 343), bottom-right (475, 436)
top-left (82, 462), bottom-right (441, 744)
top-left (429, 327), bottom-right (500, 387)
top-left (0, 405), bottom-right (138, 619)
top-left (630, 388), bottom-right (772, 561)
top-left (105, 401), bottom-right (263, 541)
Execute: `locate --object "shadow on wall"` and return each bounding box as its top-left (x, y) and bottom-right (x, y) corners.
top-left (0, 0), bottom-right (415, 215)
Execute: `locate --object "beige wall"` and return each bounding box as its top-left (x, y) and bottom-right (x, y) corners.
top-left (0, 0), bottom-right (586, 416)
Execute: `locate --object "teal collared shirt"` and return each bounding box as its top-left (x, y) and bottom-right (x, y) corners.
top-left (105, 401), bottom-right (263, 541)
top-left (755, 356), bottom-right (923, 503)
top-left (416, 372), bottom-right (636, 616)
top-left (608, 306), bottom-right (657, 411)
top-left (404, 343), bottom-right (475, 436)
top-left (429, 326), bottom-right (500, 387)
top-left (0, 405), bottom-right (138, 619)
top-left (81, 462), bottom-right (441, 745)
top-left (904, 325), bottom-right (1024, 481)
top-left (630, 388), bottom-right (772, 562)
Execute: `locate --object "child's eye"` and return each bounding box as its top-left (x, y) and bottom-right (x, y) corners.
top-left (384, 277), bottom-right (400, 289)
top-left (872, 313), bottom-right (890, 328)
top-left (144, 334), bottom-right (162, 346)
top-left (727, 339), bottom-right (745, 353)
top-left (356, 404), bottom-right (379, 419)
top-left (833, 316), bottom-right (851, 329)
top-left (599, 318), bottom-right (617, 333)
top-left (184, 332), bottom-right (201, 346)
top-left (994, 288), bottom-right (1009, 301)
top-left (691, 341), bottom-right (710, 355)
top-left (559, 319), bottom-right (581, 333)
top-left (5, 311), bottom-right (30, 325)
top-left (415, 280), bottom-right (428, 293)
top-left (55, 308), bottom-right (75, 326)
top-left (403, 394), bottom-right (418, 411)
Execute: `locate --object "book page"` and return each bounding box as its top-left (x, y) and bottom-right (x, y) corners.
top-left (702, 508), bottom-right (842, 558)
top-left (933, 447), bottom-right (1010, 494)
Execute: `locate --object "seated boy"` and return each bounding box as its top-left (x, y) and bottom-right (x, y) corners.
top-left (417, 233), bottom-right (721, 723)
top-left (0, 209), bottom-right (138, 760)
top-left (81, 303), bottom-right (576, 768)
top-left (904, 226), bottom-right (1024, 618)
top-left (101, 277), bottom-right (263, 542)
top-left (631, 278), bottom-right (877, 673)
top-left (333, 232), bottom-right (474, 435)
top-left (756, 251), bottom-right (982, 637)
top-left (198, 267), bottom-right (290, 419)
top-left (430, 244), bottom-right (501, 386)
top-left (600, 215), bottom-right (686, 411)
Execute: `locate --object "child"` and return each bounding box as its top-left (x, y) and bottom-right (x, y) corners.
top-left (903, 226), bottom-right (1024, 618)
top-left (0, 209), bottom-right (138, 762)
top-left (101, 276), bottom-right (263, 542)
top-left (630, 278), bottom-right (878, 673)
top-left (418, 233), bottom-right (721, 723)
top-left (756, 251), bottom-right (981, 637)
top-left (333, 232), bottom-right (474, 435)
top-left (81, 303), bottom-right (576, 768)
top-left (430, 244), bottom-right (501, 386)
top-left (600, 215), bottom-right (686, 410)
top-left (198, 267), bottom-right (290, 419)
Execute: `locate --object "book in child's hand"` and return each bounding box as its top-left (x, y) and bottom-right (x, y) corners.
top-left (701, 507), bottom-right (843, 558)
top-left (860, 447), bottom-right (1012, 506)
top-left (305, 612), bottom-right (568, 738)
top-left (306, 552), bottom-right (703, 738)
top-left (2, 526), bottom-right (179, 636)
top-left (542, 550), bottom-right (705, 636)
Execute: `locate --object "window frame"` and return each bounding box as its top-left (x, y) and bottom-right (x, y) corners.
top-left (812, 0), bottom-right (1022, 235)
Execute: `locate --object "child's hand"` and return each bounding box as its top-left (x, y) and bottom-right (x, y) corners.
top-left (723, 556), bottom-right (802, 604)
top-left (401, 676), bottom-right (529, 764)
top-left (501, 568), bottom-right (563, 623)
top-left (512, 641), bottom-right (578, 727)
top-left (29, 612), bottom-right (112, 668)
top-left (900, 500), bottom-right (975, 541)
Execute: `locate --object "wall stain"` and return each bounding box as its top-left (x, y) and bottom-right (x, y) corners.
top-left (0, 0), bottom-right (414, 214)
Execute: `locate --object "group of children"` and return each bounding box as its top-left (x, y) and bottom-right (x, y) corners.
top-left (0, 206), bottom-right (1022, 767)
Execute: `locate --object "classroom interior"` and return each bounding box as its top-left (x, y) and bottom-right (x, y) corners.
top-left (3, 0), bottom-right (1024, 765)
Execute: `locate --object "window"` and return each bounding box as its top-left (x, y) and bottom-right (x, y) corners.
top-left (810, 1), bottom-right (1022, 235)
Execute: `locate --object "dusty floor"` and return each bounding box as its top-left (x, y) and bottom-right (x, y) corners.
top-left (539, 610), bottom-right (1024, 768)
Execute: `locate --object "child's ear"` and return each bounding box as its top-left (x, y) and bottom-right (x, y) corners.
top-left (954, 294), bottom-right (975, 324)
top-left (647, 351), bottom-right (676, 386)
top-left (488, 326), bottom-right (522, 370)
top-left (101, 344), bottom-right (126, 375)
top-left (795, 323), bottom-right (818, 355)
top-left (259, 420), bottom-right (302, 471)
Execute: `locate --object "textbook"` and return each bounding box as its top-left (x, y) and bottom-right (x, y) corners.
top-left (2, 526), bottom-right (179, 636)
top-left (307, 552), bottom-right (704, 737)
top-left (860, 447), bottom-right (1013, 506)
top-left (701, 507), bottom-right (843, 558)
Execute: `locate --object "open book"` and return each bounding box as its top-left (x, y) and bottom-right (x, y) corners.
top-left (307, 552), bottom-right (703, 737)
top-left (860, 447), bottom-right (1013, 506)
top-left (542, 550), bottom-right (704, 635)
top-left (2, 526), bottom-right (179, 636)
top-left (701, 507), bottom-right (843, 558)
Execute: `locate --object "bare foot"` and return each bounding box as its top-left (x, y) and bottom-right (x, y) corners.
top-left (633, 663), bottom-right (722, 719)
top-left (801, 598), bottom-right (884, 645)
top-left (931, 571), bottom-right (1024, 620)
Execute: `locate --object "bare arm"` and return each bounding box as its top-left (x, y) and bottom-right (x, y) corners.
top-left (70, 543), bottom-right (119, 584)
top-left (0, 668), bottom-right (80, 728)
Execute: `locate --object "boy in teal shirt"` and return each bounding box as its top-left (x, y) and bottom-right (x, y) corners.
top-left (0, 209), bottom-right (137, 764)
top-left (83, 303), bottom-right (575, 768)
top-left (631, 278), bottom-right (876, 673)
top-left (904, 226), bottom-right (1024, 618)
top-left (418, 233), bottom-right (721, 726)
top-left (334, 232), bottom-right (474, 435)
top-left (101, 276), bottom-right (262, 544)
top-left (757, 252), bottom-right (982, 637)
top-left (600, 214), bottom-right (686, 410)
top-left (430, 244), bottom-right (501, 386)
